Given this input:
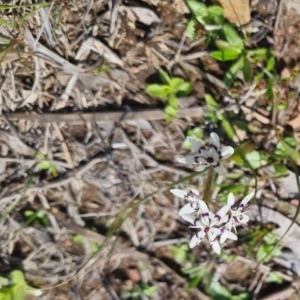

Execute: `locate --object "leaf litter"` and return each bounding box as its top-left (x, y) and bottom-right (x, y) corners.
top-left (0, 0), bottom-right (299, 299)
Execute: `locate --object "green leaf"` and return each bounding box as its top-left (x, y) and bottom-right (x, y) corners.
top-left (265, 77), bottom-right (273, 98)
top-left (224, 56), bottom-right (244, 86)
top-left (158, 68), bottom-right (171, 84)
top-left (186, 0), bottom-right (207, 16)
top-left (243, 57), bottom-right (252, 83)
top-left (250, 48), bottom-right (271, 60)
top-left (167, 93), bottom-right (178, 108)
top-left (49, 164), bottom-right (58, 177)
top-left (245, 151), bottom-right (267, 169)
top-left (215, 39), bottom-right (232, 50)
top-left (170, 244), bottom-right (190, 263)
top-left (38, 160), bottom-right (52, 170)
top-left (24, 210), bottom-right (34, 217)
top-left (221, 118), bottom-right (235, 139)
top-left (196, 15), bottom-right (212, 26)
top-left (223, 24), bottom-right (243, 46)
top-left (188, 274), bottom-right (202, 290)
top-left (207, 5), bottom-right (225, 25)
top-left (73, 234), bottom-right (84, 244)
top-left (143, 286), bottom-right (157, 297)
top-left (91, 241), bottom-right (100, 253)
top-left (254, 71), bottom-right (264, 81)
top-left (266, 271), bottom-right (283, 284)
top-left (204, 93), bottom-right (218, 110)
top-left (210, 282), bottom-right (232, 298)
top-left (164, 105), bottom-right (178, 122)
top-left (211, 48), bottom-right (241, 61)
top-left (145, 84), bottom-right (170, 98)
top-left (185, 18), bottom-right (197, 40)
top-left (274, 163), bottom-right (288, 175)
top-left (35, 150), bottom-right (45, 160)
top-left (266, 57), bottom-right (275, 71)
top-left (170, 77), bottom-right (184, 91)
top-left (285, 136), bottom-right (297, 147)
top-left (176, 82), bottom-right (192, 95)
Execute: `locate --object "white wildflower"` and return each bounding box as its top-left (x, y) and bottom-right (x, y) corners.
top-left (181, 201), bottom-right (237, 254)
top-left (178, 132), bottom-right (234, 175)
top-left (170, 188), bottom-right (204, 215)
top-left (219, 191), bottom-right (254, 243)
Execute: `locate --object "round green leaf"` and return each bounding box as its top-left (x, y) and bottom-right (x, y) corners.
top-left (176, 82), bottom-right (192, 95)
top-left (145, 84), bottom-right (170, 98)
top-left (170, 77), bottom-right (184, 91)
top-left (207, 5), bottom-right (225, 25)
top-left (186, 0), bottom-right (207, 16)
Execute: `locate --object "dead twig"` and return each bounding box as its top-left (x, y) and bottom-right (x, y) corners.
top-left (0, 157), bottom-right (106, 204)
top-left (5, 107), bottom-right (203, 124)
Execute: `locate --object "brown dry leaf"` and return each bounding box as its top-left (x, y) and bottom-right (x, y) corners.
top-left (216, 0), bottom-right (250, 25)
top-left (145, 46), bottom-right (160, 69)
top-left (75, 37), bottom-right (124, 67)
top-left (128, 7), bottom-right (160, 26)
top-left (0, 131), bottom-right (35, 156)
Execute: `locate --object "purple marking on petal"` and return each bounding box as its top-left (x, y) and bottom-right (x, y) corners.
top-left (202, 212), bottom-right (209, 218)
top-left (209, 144), bottom-right (218, 151)
top-left (194, 156), bottom-right (200, 163)
top-left (239, 203), bottom-right (245, 209)
top-left (194, 218), bottom-right (200, 226)
top-left (213, 162), bottom-right (220, 168)
top-left (204, 227), bottom-right (210, 233)
top-left (231, 204), bottom-right (238, 211)
top-left (198, 149), bottom-right (202, 154)
top-left (200, 146), bottom-right (206, 150)
top-left (218, 150), bottom-right (222, 159)
top-left (214, 214), bottom-right (221, 221)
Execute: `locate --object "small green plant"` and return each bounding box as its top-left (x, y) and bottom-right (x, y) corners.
top-left (121, 283), bottom-right (157, 299)
top-left (185, 1), bottom-right (240, 44)
top-left (210, 282), bottom-right (250, 300)
top-left (145, 68), bottom-right (192, 121)
top-left (0, 270), bottom-right (42, 300)
top-left (266, 271), bottom-right (283, 284)
top-left (36, 151), bottom-right (58, 177)
top-left (211, 36), bottom-right (273, 86)
top-left (256, 232), bottom-right (282, 263)
top-left (73, 234), bottom-right (100, 253)
top-left (23, 210), bottom-right (50, 227)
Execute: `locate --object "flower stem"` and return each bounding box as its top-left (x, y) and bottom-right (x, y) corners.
top-left (203, 165), bottom-right (214, 203)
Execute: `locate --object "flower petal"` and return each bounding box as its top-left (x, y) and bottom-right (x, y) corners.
top-left (195, 165), bottom-right (207, 172)
top-left (178, 154), bottom-right (197, 164)
top-left (211, 240), bottom-right (221, 254)
top-left (214, 205), bottom-right (230, 222)
top-left (213, 163), bottom-right (226, 175)
top-left (210, 132), bottom-right (220, 149)
top-left (187, 137), bottom-right (203, 151)
top-left (190, 188), bottom-right (200, 197)
top-left (227, 193), bottom-right (235, 206)
top-left (219, 229), bottom-right (237, 244)
top-left (189, 231), bottom-right (205, 248)
top-left (237, 214), bottom-right (249, 224)
top-left (179, 203), bottom-right (199, 215)
top-left (170, 189), bottom-right (187, 199)
top-left (240, 191), bottom-right (255, 208)
top-left (220, 146), bottom-right (234, 160)
top-left (198, 200), bottom-right (210, 225)
top-left (181, 214), bottom-right (198, 224)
